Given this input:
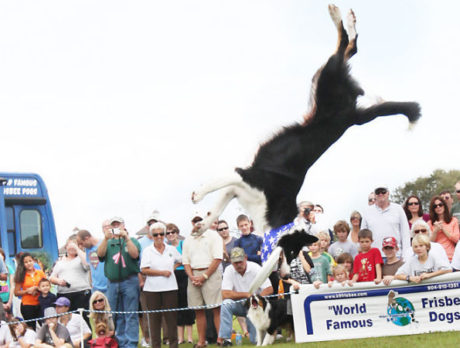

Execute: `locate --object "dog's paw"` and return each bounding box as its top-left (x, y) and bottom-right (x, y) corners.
top-left (262, 334), bottom-right (275, 346)
top-left (346, 9), bottom-right (357, 40)
top-left (328, 4), bottom-right (342, 28)
top-left (191, 189), bottom-right (205, 203)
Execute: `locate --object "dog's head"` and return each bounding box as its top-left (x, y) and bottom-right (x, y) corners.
top-left (277, 228), bottom-right (317, 279)
top-left (246, 294), bottom-right (268, 313)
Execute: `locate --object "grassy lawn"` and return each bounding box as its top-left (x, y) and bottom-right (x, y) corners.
top-left (149, 329), bottom-right (459, 347)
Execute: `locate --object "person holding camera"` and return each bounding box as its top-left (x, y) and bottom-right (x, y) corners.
top-left (50, 236), bottom-right (91, 324)
top-left (97, 217), bottom-right (141, 348)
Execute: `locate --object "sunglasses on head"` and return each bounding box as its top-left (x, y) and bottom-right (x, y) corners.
top-left (152, 232), bottom-right (165, 237)
top-left (375, 188), bottom-right (387, 195)
top-left (413, 229), bottom-right (427, 234)
top-left (93, 298), bottom-right (104, 305)
top-left (217, 227), bottom-right (229, 232)
top-left (407, 201), bottom-right (419, 206)
top-left (166, 231), bottom-right (177, 235)
top-left (433, 203), bottom-right (444, 209)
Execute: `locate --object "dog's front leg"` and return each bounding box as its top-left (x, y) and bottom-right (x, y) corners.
top-left (261, 333), bottom-right (275, 346)
top-left (198, 187), bottom-right (236, 232)
top-left (256, 330), bottom-right (264, 346)
top-left (191, 172), bottom-right (242, 203)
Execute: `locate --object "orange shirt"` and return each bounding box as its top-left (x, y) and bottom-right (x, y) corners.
top-left (429, 217), bottom-right (460, 261)
top-left (19, 270), bottom-right (46, 306)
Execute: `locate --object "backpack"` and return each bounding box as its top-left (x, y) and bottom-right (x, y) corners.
top-left (89, 336), bottom-right (119, 348)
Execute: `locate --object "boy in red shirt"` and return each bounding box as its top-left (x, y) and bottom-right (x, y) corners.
top-left (351, 229), bottom-right (383, 284)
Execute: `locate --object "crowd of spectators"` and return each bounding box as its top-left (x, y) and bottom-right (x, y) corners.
top-left (0, 181), bottom-right (459, 347)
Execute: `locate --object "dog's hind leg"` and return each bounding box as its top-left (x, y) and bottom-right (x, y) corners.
top-left (328, 4), bottom-right (348, 58)
top-left (191, 172), bottom-right (242, 203)
top-left (197, 187), bottom-right (237, 232)
top-left (344, 9), bottom-right (358, 60)
top-left (354, 101), bottom-right (421, 126)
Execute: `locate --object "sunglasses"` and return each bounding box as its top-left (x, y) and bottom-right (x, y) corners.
top-left (368, 199), bottom-right (375, 203)
top-left (166, 231), bottom-right (177, 235)
top-left (433, 203), bottom-right (444, 209)
top-left (93, 298), bottom-right (104, 305)
top-left (407, 202), bottom-right (419, 206)
top-left (413, 229), bottom-right (427, 234)
top-left (375, 188), bottom-right (387, 195)
top-left (383, 246), bottom-right (394, 250)
top-left (152, 233), bottom-right (165, 237)
top-left (350, 216), bottom-right (360, 221)
top-left (217, 227), bottom-right (229, 232)
top-left (456, 190), bottom-right (460, 194)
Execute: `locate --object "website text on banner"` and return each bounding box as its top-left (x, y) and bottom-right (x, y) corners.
top-left (291, 273), bottom-right (460, 343)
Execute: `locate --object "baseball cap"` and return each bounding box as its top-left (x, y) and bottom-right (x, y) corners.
top-left (382, 236), bottom-right (397, 248)
top-left (146, 210), bottom-right (161, 224)
top-left (44, 307), bottom-right (57, 317)
top-left (374, 185), bottom-right (388, 194)
top-left (55, 297), bottom-right (71, 307)
top-left (109, 216), bottom-right (124, 224)
top-left (230, 247), bottom-right (246, 262)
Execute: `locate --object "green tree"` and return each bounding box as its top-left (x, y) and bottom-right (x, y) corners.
top-left (392, 169), bottom-right (460, 212)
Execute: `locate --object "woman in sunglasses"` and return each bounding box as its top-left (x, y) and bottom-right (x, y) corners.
top-left (428, 196), bottom-right (459, 261)
top-left (141, 222), bottom-right (182, 348)
top-left (89, 291), bottom-right (115, 338)
top-left (166, 223), bottom-right (195, 345)
top-left (409, 220), bottom-right (449, 265)
top-left (403, 195), bottom-right (430, 229)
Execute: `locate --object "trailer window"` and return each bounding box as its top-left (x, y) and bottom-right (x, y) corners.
top-left (6, 207), bottom-right (16, 257)
top-left (20, 210), bottom-right (42, 249)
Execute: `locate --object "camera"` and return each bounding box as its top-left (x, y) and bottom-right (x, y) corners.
top-left (111, 228), bottom-right (121, 235)
top-left (64, 281), bottom-right (71, 288)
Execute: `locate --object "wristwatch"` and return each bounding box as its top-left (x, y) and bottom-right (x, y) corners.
top-left (406, 275), bottom-right (410, 282)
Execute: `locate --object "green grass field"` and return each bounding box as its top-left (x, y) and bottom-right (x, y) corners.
top-left (174, 331), bottom-right (457, 347)
top-left (149, 329), bottom-right (459, 347)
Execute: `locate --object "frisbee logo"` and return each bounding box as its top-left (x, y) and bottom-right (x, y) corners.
top-left (386, 290), bottom-right (416, 326)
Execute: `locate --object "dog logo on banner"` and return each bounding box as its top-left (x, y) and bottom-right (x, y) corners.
top-left (385, 290), bottom-right (417, 326)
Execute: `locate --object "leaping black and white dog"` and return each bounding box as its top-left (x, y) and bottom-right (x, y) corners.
top-left (246, 295), bottom-right (293, 346)
top-left (192, 5), bottom-right (421, 282)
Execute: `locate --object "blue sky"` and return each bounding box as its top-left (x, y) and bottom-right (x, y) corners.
top-left (0, 1), bottom-right (458, 245)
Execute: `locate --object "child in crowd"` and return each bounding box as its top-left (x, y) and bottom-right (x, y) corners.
top-left (284, 248), bottom-right (314, 290)
top-left (381, 237), bottom-right (404, 285)
top-left (395, 234), bottom-right (451, 283)
top-left (351, 229), bottom-right (383, 284)
top-left (233, 214), bottom-right (263, 265)
top-left (317, 231), bottom-right (337, 267)
top-left (336, 253), bottom-right (354, 279)
top-left (308, 241), bottom-right (332, 288)
top-left (328, 220), bottom-right (359, 259)
top-left (38, 278), bottom-right (57, 320)
top-left (9, 317), bottom-right (37, 348)
top-left (328, 264), bottom-right (351, 287)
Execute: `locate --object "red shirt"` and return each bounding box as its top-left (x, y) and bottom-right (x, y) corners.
top-left (353, 248), bottom-right (383, 282)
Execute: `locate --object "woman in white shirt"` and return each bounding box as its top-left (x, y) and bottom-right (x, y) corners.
top-left (141, 222), bottom-right (181, 348)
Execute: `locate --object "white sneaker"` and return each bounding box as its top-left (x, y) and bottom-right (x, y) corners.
top-left (275, 334), bottom-right (283, 340)
top-left (140, 338), bottom-right (150, 347)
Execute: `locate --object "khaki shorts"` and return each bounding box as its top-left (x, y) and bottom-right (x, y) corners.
top-left (187, 269), bottom-right (222, 308)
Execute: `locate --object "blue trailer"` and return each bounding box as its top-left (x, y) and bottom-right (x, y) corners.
top-left (0, 173), bottom-right (59, 268)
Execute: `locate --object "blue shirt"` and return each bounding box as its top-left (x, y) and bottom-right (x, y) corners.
top-left (86, 241), bottom-right (107, 292)
top-left (234, 233), bottom-right (263, 264)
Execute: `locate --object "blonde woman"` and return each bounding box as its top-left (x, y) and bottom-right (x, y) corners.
top-left (89, 291), bottom-right (115, 337)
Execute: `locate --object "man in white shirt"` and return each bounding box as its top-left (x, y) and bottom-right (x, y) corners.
top-left (361, 185), bottom-right (411, 260)
top-left (218, 248), bottom-right (273, 346)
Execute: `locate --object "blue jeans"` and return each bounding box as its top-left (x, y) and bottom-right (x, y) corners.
top-left (218, 299), bottom-right (256, 344)
top-left (107, 275), bottom-right (140, 348)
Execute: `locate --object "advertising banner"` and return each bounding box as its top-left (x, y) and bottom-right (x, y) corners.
top-left (292, 273), bottom-right (460, 342)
